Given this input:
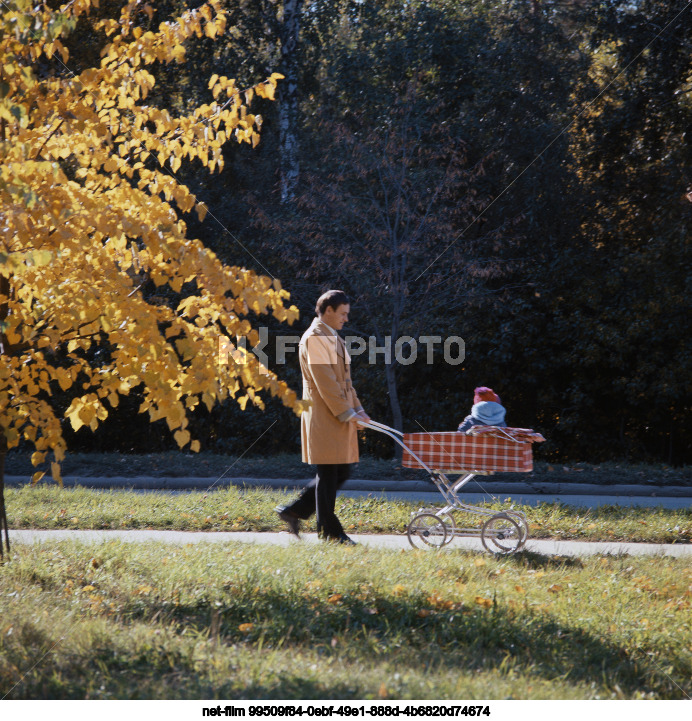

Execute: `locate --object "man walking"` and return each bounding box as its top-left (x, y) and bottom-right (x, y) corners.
top-left (276, 290), bottom-right (370, 544)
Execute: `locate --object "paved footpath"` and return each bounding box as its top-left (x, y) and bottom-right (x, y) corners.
top-left (9, 529), bottom-right (691, 558)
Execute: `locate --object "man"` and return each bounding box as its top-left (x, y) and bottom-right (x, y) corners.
top-left (276, 290), bottom-right (370, 544)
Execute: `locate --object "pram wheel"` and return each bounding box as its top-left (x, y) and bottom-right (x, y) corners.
top-left (504, 510), bottom-right (529, 551)
top-left (407, 512), bottom-right (448, 549)
top-left (481, 513), bottom-right (523, 555)
top-left (438, 512), bottom-right (456, 545)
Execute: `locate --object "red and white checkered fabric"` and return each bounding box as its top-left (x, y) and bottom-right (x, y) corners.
top-left (402, 431), bottom-right (533, 472)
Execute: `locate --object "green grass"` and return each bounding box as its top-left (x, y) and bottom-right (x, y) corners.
top-left (4, 485), bottom-right (692, 543)
top-left (5, 450), bottom-right (691, 485)
top-left (0, 541), bottom-right (689, 699)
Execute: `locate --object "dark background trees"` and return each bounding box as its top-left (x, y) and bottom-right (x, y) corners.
top-left (49, 0), bottom-right (691, 464)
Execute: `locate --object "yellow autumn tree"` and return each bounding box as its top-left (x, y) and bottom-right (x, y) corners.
top-left (0, 0), bottom-right (305, 556)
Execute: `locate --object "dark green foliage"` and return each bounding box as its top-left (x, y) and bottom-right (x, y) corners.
top-left (51, 0), bottom-right (692, 463)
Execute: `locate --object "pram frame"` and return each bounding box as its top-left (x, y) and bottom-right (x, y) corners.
top-left (361, 420), bottom-right (529, 554)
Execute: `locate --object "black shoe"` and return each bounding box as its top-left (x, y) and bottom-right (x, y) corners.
top-left (335, 532), bottom-right (357, 546)
top-left (275, 506), bottom-right (301, 538)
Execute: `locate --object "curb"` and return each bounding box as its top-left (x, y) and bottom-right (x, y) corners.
top-left (5, 475), bottom-right (691, 498)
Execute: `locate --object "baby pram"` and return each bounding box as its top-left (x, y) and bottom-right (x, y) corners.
top-left (360, 420), bottom-right (545, 554)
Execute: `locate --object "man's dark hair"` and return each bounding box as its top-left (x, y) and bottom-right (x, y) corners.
top-left (315, 289), bottom-right (350, 316)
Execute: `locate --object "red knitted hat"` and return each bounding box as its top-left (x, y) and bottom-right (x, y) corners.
top-left (474, 386), bottom-right (500, 404)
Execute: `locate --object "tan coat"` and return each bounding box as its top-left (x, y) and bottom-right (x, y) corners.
top-left (300, 318), bottom-right (363, 464)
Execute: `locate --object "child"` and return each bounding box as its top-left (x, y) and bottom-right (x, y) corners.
top-left (457, 386), bottom-right (507, 433)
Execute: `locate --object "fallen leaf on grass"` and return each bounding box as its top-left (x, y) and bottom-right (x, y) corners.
top-left (474, 559), bottom-right (486, 568)
top-left (475, 596), bottom-right (493, 608)
top-left (548, 584), bottom-right (563, 593)
top-left (238, 623), bottom-right (254, 633)
top-left (514, 585), bottom-right (526, 594)
top-left (327, 594), bottom-right (343, 605)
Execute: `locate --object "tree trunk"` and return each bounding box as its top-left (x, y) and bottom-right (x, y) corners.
top-left (0, 430), bottom-right (9, 560)
top-left (0, 266), bottom-right (9, 560)
top-left (279, 0), bottom-right (302, 203)
top-left (385, 363), bottom-right (404, 461)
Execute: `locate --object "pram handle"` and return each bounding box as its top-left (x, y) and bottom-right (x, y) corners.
top-left (358, 419), bottom-right (403, 437)
top-left (358, 420), bottom-right (435, 475)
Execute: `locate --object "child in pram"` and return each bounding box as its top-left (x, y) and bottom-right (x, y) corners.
top-left (457, 386), bottom-right (507, 433)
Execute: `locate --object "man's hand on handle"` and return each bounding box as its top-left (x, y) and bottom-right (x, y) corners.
top-left (352, 411), bottom-right (371, 426)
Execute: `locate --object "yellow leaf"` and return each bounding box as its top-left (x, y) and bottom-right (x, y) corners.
top-left (548, 584), bottom-right (563, 593)
top-left (474, 558), bottom-right (486, 567)
top-left (174, 429), bottom-right (190, 448)
top-left (514, 585), bottom-right (526, 594)
top-left (327, 594), bottom-right (342, 605)
top-left (55, 368), bottom-right (72, 391)
top-left (196, 202), bottom-right (208, 222)
top-left (190, 440), bottom-right (200, 453)
top-left (238, 623), bottom-right (254, 633)
top-left (474, 596), bottom-right (493, 608)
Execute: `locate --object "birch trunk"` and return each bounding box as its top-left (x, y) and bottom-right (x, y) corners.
top-left (279, 0), bottom-right (302, 203)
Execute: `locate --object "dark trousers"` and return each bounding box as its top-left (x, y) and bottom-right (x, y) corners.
top-left (285, 463), bottom-right (352, 539)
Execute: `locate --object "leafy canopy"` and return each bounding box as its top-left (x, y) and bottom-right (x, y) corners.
top-left (0, 0), bottom-right (303, 483)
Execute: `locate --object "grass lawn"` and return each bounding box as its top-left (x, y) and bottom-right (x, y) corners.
top-left (4, 485), bottom-right (691, 543)
top-left (0, 540), bottom-right (689, 699)
top-left (5, 450), bottom-right (691, 486)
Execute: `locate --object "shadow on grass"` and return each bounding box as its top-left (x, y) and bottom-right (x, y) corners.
top-left (4, 582), bottom-right (686, 700)
top-left (504, 550), bottom-right (586, 570)
top-left (129, 587), bottom-right (692, 699)
top-left (0, 584), bottom-right (692, 699)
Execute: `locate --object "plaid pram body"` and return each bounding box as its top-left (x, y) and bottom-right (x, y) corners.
top-left (401, 431), bottom-right (533, 473)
